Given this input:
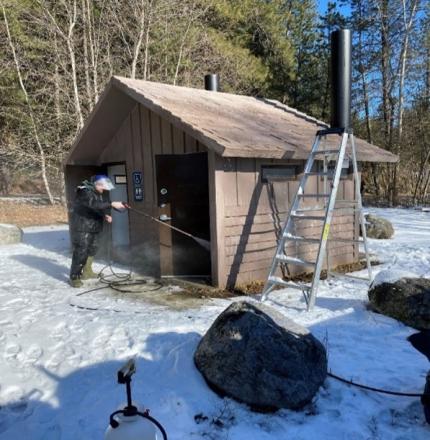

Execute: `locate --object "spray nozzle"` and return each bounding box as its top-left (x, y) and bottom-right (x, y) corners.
top-left (118, 359), bottom-right (136, 384)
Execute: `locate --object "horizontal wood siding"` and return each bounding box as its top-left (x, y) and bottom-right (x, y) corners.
top-left (95, 103), bottom-right (358, 288)
top-left (221, 157), bottom-right (358, 287)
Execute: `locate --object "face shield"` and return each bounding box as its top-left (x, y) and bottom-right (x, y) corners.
top-left (93, 175), bottom-right (115, 191)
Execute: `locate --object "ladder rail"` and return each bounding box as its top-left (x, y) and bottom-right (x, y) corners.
top-left (307, 132), bottom-right (349, 310)
top-left (350, 134), bottom-right (373, 282)
top-left (261, 135), bottom-right (322, 301)
top-left (261, 130), bottom-right (372, 310)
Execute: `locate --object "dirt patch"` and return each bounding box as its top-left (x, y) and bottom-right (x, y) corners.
top-left (80, 259), bottom-right (381, 310)
top-left (123, 257), bottom-right (383, 303)
top-left (0, 200), bottom-right (67, 227)
top-left (230, 258), bottom-right (381, 296)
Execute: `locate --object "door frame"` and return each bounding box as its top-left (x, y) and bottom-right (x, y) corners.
top-left (154, 152), bottom-right (211, 278)
top-left (104, 161), bottom-right (131, 256)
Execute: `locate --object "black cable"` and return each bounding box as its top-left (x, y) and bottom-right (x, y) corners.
top-left (70, 259), bottom-right (163, 313)
top-left (328, 371), bottom-right (426, 398)
top-left (139, 412), bottom-right (168, 440)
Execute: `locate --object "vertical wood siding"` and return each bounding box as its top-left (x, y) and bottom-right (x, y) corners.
top-left (98, 104), bottom-right (358, 288)
top-left (100, 104), bottom-right (202, 276)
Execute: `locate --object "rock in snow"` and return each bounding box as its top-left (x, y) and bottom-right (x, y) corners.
top-left (0, 223), bottom-right (22, 245)
top-left (364, 214), bottom-right (394, 239)
top-left (194, 301), bottom-right (327, 411)
top-left (369, 275), bottom-right (430, 329)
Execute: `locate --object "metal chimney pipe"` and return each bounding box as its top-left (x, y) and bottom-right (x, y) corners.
top-left (330, 29), bottom-right (352, 130)
top-left (204, 74), bottom-right (219, 92)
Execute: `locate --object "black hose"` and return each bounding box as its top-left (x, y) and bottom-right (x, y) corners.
top-left (109, 410), bottom-right (168, 439)
top-left (69, 262), bottom-right (163, 313)
top-left (328, 371), bottom-right (426, 398)
top-left (138, 411), bottom-right (168, 440)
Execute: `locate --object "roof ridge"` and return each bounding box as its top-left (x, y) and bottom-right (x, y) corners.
top-left (114, 77), bottom-right (328, 128)
top-left (260, 98), bottom-right (329, 128)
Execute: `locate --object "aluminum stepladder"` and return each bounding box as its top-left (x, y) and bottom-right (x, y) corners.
top-left (261, 127), bottom-right (373, 310)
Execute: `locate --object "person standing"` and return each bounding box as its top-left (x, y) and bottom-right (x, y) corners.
top-left (69, 175), bottom-right (126, 287)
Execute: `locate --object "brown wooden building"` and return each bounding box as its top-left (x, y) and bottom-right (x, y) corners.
top-left (65, 76), bottom-right (397, 288)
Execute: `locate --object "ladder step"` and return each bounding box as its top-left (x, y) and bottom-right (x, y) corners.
top-left (276, 255), bottom-right (316, 267)
top-left (328, 237), bottom-right (364, 244)
top-left (294, 205), bottom-right (357, 213)
top-left (305, 172), bottom-right (334, 177)
top-left (283, 233), bottom-right (320, 243)
top-left (298, 193), bottom-right (330, 198)
top-left (312, 150), bottom-right (340, 156)
top-left (294, 207), bottom-right (327, 212)
top-left (291, 213), bottom-right (326, 221)
top-left (336, 200), bottom-right (359, 204)
top-left (268, 276), bottom-right (311, 291)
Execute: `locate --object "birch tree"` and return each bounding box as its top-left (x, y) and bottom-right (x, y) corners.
top-left (1, 1), bottom-right (54, 203)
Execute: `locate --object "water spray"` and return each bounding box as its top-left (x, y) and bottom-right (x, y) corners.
top-left (121, 204), bottom-right (211, 251)
top-left (105, 359), bottom-right (168, 440)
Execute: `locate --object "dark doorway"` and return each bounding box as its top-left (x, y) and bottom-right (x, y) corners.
top-left (155, 152), bottom-right (210, 276)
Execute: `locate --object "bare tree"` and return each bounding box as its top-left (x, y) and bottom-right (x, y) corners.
top-left (392, 0), bottom-right (420, 203)
top-left (1, 2), bottom-right (54, 203)
top-left (38, 0), bottom-right (84, 129)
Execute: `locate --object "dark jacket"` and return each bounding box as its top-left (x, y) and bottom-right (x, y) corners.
top-left (71, 181), bottom-right (111, 233)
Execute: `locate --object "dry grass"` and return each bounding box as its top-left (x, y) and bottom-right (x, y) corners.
top-left (0, 200), bottom-right (68, 228)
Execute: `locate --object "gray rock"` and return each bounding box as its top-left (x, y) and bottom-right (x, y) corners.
top-left (194, 301), bottom-right (327, 411)
top-left (0, 223), bottom-right (22, 245)
top-left (364, 214), bottom-right (394, 239)
top-left (369, 278), bottom-right (430, 329)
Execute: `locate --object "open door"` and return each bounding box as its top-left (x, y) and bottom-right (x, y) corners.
top-left (107, 164), bottom-right (130, 257)
top-left (155, 153), bottom-right (210, 277)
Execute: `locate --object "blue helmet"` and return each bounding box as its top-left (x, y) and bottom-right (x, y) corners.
top-left (92, 174), bottom-right (115, 191)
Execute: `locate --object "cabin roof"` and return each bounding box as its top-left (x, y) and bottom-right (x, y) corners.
top-left (66, 76), bottom-right (398, 165)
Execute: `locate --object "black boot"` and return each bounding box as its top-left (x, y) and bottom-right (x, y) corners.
top-left (70, 275), bottom-right (83, 288)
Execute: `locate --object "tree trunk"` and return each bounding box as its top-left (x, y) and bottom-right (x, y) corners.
top-left (82, 0), bottom-right (92, 106)
top-left (2, 3), bottom-right (54, 204)
top-left (131, 1), bottom-right (145, 79)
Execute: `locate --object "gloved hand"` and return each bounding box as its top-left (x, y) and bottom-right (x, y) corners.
top-left (111, 201), bottom-right (126, 210)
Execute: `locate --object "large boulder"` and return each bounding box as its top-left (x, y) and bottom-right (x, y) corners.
top-left (364, 214), bottom-right (394, 239)
top-left (0, 223), bottom-right (22, 245)
top-left (369, 272), bottom-right (430, 329)
top-left (194, 301), bottom-right (327, 411)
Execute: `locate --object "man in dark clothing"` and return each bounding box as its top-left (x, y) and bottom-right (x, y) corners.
top-left (70, 175), bottom-right (125, 287)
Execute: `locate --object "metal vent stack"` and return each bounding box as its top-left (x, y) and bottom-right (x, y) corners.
top-left (330, 29), bottom-right (352, 130)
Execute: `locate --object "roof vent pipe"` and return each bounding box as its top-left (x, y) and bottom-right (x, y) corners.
top-left (204, 74), bottom-right (219, 92)
top-left (330, 29), bottom-right (352, 130)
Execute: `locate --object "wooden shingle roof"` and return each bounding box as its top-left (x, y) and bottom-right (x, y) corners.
top-left (67, 76), bottom-right (398, 165)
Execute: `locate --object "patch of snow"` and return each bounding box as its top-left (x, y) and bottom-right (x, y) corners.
top-left (0, 209), bottom-right (429, 439)
top-left (371, 268), bottom-right (420, 288)
top-left (165, 285), bottom-right (184, 293)
top-left (0, 223), bottom-right (19, 229)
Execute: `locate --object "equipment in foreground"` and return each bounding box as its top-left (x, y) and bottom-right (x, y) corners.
top-left (105, 359), bottom-right (168, 440)
top-left (408, 330), bottom-right (430, 423)
top-left (261, 29), bottom-right (372, 310)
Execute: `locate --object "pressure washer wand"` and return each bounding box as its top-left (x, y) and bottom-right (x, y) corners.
top-left (123, 204), bottom-right (211, 251)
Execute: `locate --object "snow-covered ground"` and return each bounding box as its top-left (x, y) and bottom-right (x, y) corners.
top-left (0, 208), bottom-right (429, 439)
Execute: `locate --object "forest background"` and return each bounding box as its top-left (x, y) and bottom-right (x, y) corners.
top-left (0, 0), bottom-right (428, 206)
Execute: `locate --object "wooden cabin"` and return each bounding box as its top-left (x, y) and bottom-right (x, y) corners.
top-left (65, 76), bottom-right (397, 288)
